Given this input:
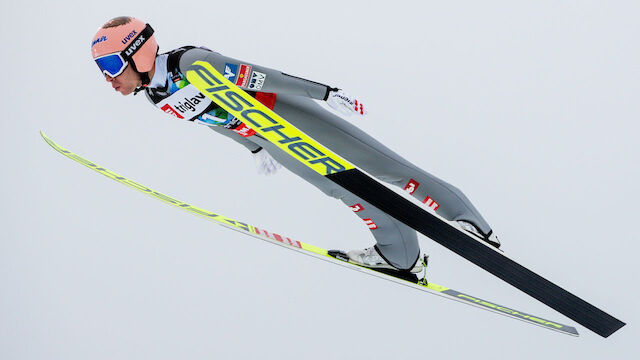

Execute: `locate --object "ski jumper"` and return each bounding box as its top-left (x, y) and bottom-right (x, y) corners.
top-left (144, 46), bottom-right (492, 271)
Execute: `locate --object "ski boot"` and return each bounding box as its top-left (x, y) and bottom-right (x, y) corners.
top-left (345, 246), bottom-right (424, 273)
top-left (328, 248), bottom-right (429, 283)
top-left (457, 220), bottom-right (501, 248)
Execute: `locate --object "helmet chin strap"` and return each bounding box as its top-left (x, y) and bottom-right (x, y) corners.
top-left (141, 73), bottom-right (151, 86)
top-left (132, 68), bottom-right (150, 95)
top-left (133, 78), bottom-right (148, 95)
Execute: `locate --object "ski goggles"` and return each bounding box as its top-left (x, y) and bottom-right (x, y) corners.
top-left (95, 52), bottom-right (129, 78)
top-left (94, 23), bottom-right (155, 78)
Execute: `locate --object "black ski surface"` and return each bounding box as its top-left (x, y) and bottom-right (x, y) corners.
top-left (328, 169), bottom-right (625, 338)
top-left (185, 61), bottom-right (624, 337)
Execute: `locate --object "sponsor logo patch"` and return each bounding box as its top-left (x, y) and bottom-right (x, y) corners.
top-left (254, 227), bottom-right (302, 248)
top-left (171, 72), bottom-right (183, 83)
top-left (248, 71), bottom-right (266, 90)
top-left (233, 123), bottom-right (256, 137)
top-left (350, 203), bottom-right (364, 212)
top-left (363, 218), bottom-right (378, 230)
top-left (121, 30), bottom-right (137, 45)
top-left (124, 34), bottom-right (146, 57)
top-left (160, 104), bottom-right (184, 119)
top-left (235, 64), bottom-right (252, 87)
top-left (423, 196), bottom-right (440, 211)
top-left (92, 36), bottom-right (107, 47)
top-left (354, 99), bottom-right (364, 115)
top-left (187, 62), bottom-right (353, 175)
top-left (223, 63), bottom-right (238, 83)
top-left (155, 84), bottom-right (213, 120)
top-left (404, 179), bottom-right (419, 195)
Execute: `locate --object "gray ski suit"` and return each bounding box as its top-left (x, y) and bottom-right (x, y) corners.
top-left (143, 46), bottom-right (492, 271)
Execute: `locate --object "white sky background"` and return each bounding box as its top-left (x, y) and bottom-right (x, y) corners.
top-left (1, 0), bottom-right (638, 358)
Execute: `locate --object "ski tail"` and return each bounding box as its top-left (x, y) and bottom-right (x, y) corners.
top-left (328, 169), bottom-right (626, 337)
top-left (325, 250), bottom-right (579, 336)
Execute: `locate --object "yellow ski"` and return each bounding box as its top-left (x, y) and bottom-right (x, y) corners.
top-left (41, 131), bottom-right (578, 336)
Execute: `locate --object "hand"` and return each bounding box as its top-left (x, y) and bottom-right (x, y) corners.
top-left (326, 89), bottom-right (367, 117)
top-left (252, 148), bottom-right (282, 175)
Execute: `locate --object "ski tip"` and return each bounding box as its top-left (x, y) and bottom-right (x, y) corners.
top-left (40, 130), bottom-right (53, 144)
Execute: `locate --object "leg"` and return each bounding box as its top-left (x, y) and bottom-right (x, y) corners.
top-left (245, 134), bottom-right (420, 270)
top-left (272, 95), bottom-right (493, 236)
top-left (338, 194), bottom-right (420, 270)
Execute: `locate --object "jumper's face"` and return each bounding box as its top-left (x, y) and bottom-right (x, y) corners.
top-left (104, 65), bottom-right (140, 95)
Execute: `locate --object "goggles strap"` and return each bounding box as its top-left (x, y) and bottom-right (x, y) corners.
top-left (121, 24), bottom-right (155, 63)
top-left (122, 23), bottom-right (155, 90)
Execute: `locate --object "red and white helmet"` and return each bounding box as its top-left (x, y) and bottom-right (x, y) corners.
top-left (91, 17), bottom-right (158, 75)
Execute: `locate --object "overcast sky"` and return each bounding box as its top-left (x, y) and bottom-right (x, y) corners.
top-left (1, 1), bottom-right (638, 359)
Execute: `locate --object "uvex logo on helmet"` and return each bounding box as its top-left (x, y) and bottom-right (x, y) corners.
top-left (121, 30), bottom-right (138, 44)
top-left (124, 35), bottom-right (146, 57)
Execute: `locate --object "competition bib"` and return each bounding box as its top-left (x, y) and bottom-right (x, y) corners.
top-left (155, 84), bottom-right (213, 120)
